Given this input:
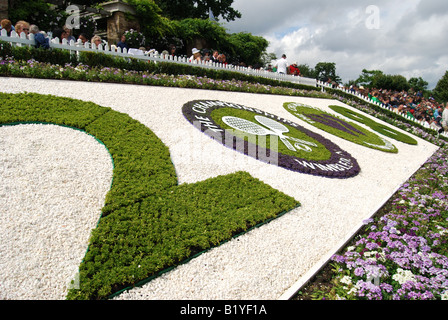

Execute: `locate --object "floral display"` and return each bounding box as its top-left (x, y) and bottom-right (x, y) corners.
top-left (329, 105), bottom-right (418, 145)
top-left (310, 145), bottom-right (448, 300)
top-left (284, 102), bottom-right (398, 153)
top-left (123, 29), bottom-right (146, 49)
top-left (183, 100), bottom-right (360, 179)
top-left (1, 50), bottom-right (447, 300)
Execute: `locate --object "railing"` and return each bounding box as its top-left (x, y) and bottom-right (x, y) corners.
top-left (0, 29), bottom-right (318, 87)
top-left (317, 80), bottom-right (448, 138)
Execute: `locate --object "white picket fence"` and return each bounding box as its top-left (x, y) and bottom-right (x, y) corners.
top-left (317, 80), bottom-right (448, 138)
top-left (0, 29), bottom-right (318, 87)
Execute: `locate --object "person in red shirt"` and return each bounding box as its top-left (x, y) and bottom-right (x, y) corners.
top-left (289, 63), bottom-right (300, 76)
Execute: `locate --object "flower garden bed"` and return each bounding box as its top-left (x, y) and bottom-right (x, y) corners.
top-left (0, 55), bottom-right (446, 300)
top-left (295, 145), bottom-right (448, 300)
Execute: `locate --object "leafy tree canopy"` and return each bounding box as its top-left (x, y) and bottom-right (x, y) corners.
top-left (124, 0), bottom-right (173, 39)
top-left (354, 69), bottom-right (384, 87)
top-left (153, 0), bottom-right (241, 22)
top-left (227, 32), bottom-right (269, 66)
top-left (408, 77), bottom-right (428, 93)
top-left (433, 70), bottom-right (448, 103)
top-left (314, 62), bottom-right (341, 83)
top-left (295, 63), bottom-right (315, 79)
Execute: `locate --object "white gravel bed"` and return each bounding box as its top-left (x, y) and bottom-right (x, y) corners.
top-left (0, 123), bottom-right (113, 300)
top-left (0, 77), bottom-right (439, 300)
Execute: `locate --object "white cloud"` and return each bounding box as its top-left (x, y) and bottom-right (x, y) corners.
top-left (223, 0), bottom-right (448, 89)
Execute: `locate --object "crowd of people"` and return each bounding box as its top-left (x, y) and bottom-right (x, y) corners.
top-left (1, 18), bottom-right (105, 49)
top-left (344, 85), bottom-right (448, 134)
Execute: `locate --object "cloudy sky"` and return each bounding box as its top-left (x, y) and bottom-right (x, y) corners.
top-left (222, 0), bottom-right (448, 89)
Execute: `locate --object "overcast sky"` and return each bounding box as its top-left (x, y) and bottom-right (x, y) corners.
top-left (222, 0), bottom-right (448, 89)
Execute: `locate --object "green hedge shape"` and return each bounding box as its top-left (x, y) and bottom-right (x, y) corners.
top-left (0, 92), bottom-right (300, 300)
top-left (329, 105), bottom-right (418, 145)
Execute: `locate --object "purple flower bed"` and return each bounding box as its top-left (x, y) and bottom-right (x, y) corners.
top-left (326, 145), bottom-right (448, 300)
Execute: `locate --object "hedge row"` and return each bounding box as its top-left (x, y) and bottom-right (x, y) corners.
top-left (0, 92), bottom-right (300, 300)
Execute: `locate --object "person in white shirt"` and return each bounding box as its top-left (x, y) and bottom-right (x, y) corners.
top-left (275, 54), bottom-right (288, 74)
top-left (441, 102), bottom-right (448, 133)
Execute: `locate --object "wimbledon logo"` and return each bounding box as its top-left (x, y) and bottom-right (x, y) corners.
top-left (182, 100), bottom-right (360, 179)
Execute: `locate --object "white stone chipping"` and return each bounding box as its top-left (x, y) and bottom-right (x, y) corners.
top-left (0, 77), bottom-right (439, 300)
top-left (0, 123), bottom-right (113, 300)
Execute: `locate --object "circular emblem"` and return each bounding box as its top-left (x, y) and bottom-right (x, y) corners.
top-left (182, 100), bottom-right (360, 178)
top-left (284, 102), bottom-right (398, 153)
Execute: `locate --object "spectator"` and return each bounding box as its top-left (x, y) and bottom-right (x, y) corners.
top-left (274, 54), bottom-right (288, 74)
top-left (29, 24), bottom-right (49, 49)
top-left (78, 33), bottom-right (88, 44)
top-left (15, 21), bottom-right (30, 36)
top-left (211, 50), bottom-right (219, 63)
top-left (91, 35), bottom-right (103, 48)
top-left (289, 62), bottom-right (300, 76)
top-left (217, 53), bottom-right (227, 65)
top-left (63, 25), bottom-right (76, 42)
top-left (168, 44), bottom-right (177, 57)
top-left (203, 49), bottom-right (211, 62)
top-left (117, 34), bottom-right (128, 51)
top-left (371, 91), bottom-right (381, 104)
top-left (1, 19), bottom-right (14, 36)
top-left (441, 102), bottom-right (448, 134)
top-left (52, 28), bottom-right (67, 43)
top-left (434, 106), bottom-right (443, 126)
top-left (189, 48), bottom-right (202, 62)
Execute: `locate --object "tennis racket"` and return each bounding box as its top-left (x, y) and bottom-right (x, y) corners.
top-left (222, 116), bottom-right (296, 151)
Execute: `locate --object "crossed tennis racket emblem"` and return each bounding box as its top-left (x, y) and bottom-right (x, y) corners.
top-left (222, 115), bottom-right (316, 152)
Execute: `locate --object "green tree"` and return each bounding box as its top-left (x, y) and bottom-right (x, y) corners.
top-left (296, 63), bottom-right (315, 78)
top-left (260, 52), bottom-right (277, 68)
top-left (227, 32), bottom-right (268, 66)
top-left (314, 62), bottom-right (341, 83)
top-left (153, 0), bottom-right (241, 21)
top-left (8, 0), bottom-right (68, 32)
top-left (172, 18), bottom-right (230, 54)
top-left (354, 69), bottom-right (411, 92)
top-left (433, 70), bottom-right (448, 103)
top-left (375, 74), bottom-right (409, 92)
top-left (408, 77), bottom-right (428, 92)
top-left (354, 69), bottom-right (384, 87)
top-left (124, 0), bottom-right (173, 39)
